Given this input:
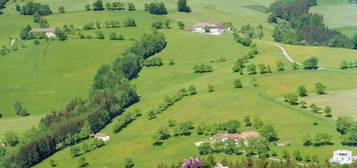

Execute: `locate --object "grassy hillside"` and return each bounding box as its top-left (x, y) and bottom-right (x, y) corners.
top-left (1, 0), bottom-right (357, 167)
top-left (34, 30), bottom-right (357, 167)
top-left (311, 0), bottom-right (357, 36)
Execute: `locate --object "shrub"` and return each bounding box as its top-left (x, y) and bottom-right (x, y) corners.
top-left (146, 2), bottom-right (167, 15)
top-left (151, 21), bottom-right (163, 29)
top-left (233, 79), bottom-right (243, 88)
top-left (303, 57), bottom-right (319, 70)
top-left (193, 64), bottom-right (213, 73)
top-left (143, 57), bottom-right (163, 67)
top-left (58, 6), bottom-right (65, 13)
top-left (315, 82), bottom-right (326, 95)
top-left (123, 18), bottom-right (136, 27)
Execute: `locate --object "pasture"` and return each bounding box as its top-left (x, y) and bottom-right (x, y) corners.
top-left (0, 0), bottom-right (357, 167)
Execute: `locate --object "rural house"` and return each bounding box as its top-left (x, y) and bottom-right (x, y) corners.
top-left (211, 131), bottom-right (260, 143)
top-left (90, 133), bottom-right (110, 142)
top-left (329, 150), bottom-right (357, 164)
top-left (191, 23), bottom-right (228, 35)
top-left (30, 28), bottom-right (56, 38)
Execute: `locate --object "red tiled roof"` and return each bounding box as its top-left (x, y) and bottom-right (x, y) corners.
top-left (192, 23), bottom-right (226, 29)
top-left (212, 131), bottom-right (260, 140)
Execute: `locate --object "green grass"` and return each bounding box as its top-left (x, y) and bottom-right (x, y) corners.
top-left (1, 0), bottom-right (357, 167)
top-left (311, 0), bottom-right (357, 36)
top-left (301, 88), bottom-right (357, 120)
top-left (281, 44), bottom-right (357, 68)
top-left (34, 30), bottom-right (357, 167)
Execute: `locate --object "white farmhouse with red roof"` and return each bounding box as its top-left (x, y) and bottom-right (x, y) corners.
top-left (90, 133), bottom-right (110, 142)
top-left (191, 23), bottom-right (228, 35)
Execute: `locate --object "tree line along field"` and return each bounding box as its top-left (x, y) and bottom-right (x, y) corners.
top-left (0, 0), bottom-right (357, 167)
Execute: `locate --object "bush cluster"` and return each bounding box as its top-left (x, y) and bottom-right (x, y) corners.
top-left (144, 2), bottom-right (167, 15)
top-left (193, 64), bottom-right (213, 73)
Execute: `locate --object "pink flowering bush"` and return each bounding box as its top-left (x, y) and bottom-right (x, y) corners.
top-left (181, 157), bottom-right (204, 168)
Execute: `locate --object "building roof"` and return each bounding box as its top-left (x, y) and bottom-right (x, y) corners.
top-left (30, 28), bottom-right (55, 33)
top-left (192, 23), bottom-right (225, 29)
top-left (213, 131), bottom-right (260, 140)
top-left (90, 133), bottom-right (109, 137)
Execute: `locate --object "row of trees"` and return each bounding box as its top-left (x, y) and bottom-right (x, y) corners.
top-left (239, 24), bottom-right (264, 39)
top-left (1, 31), bottom-right (167, 168)
top-left (269, 0), bottom-right (355, 49)
top-left (18, 2), bottom-right (52, 15)
top-left (153, 121), bottom-right (194, 145)
top-left (83, 18), bottom-right (136, 30)
top-left (86, 0), bottom-right (135, 11)
top-left (143, 57), bottom-right (163, 67)
top-left (147, 86), bottom-right (197, 120)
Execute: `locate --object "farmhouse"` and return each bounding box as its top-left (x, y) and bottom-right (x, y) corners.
top-left (30, 28), bottom-right (56, 38)
top-left (211, 131), bottom-right (260, 142)
top-left (191, 23), bottom-right (228, 35)
top-left (90, 133), bottom-right (110, 142)
top-left (329, 150), bottom-right (357, 164)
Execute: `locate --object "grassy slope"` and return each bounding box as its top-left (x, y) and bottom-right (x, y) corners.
top-left (0, 0), bottom-right (356, 167)
top-left (35, 31), bottom-right (357, 167)
top-left (310, 0), bottom-right (357, 36)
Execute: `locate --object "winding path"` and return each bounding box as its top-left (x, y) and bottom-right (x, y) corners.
top-left (272, 43), bottom-right (357, 74)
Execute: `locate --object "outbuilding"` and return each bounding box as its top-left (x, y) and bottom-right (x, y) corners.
top-left (329, 150), bottom-right (357, 164)
top-left (191, 23), bottom-right (228, 35)
top-left (90, 133), bottom-right (110, 142)
top-left (30, 28), bottom-right (56, 38)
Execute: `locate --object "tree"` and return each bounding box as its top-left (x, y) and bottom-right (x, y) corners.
top-left (124, 158), bottom-right (135, 168)
top-left (147, 2), bottom-right (167, 15)
top-left (342, 123), bottom-right (357, 146)
top-left (226, 120), bottom-right (241, 133)
top-left (177, 21), bottom-right (185, 30)
top-left (244, 115), bottom-right (253, 127)
top-left (151, 21), bottom-right (163, 29)
top-left (283, 93), bottom-right (298, 105)
top-left (259, 124), bottom-right (278, 142)
top-left (299, 100), bottom-right (307, 108)
top-left (208, 84), bottom-right (214, 92)
top-left (19, 25), bottom-right (32, 40)
top-left (336, 116), bottom-right (352, 134)
top-left (92, 0), bottom-right (104, 11)
top-left (78, 157), bottom-right (89, 167)
top-left (291, 63), bottom-right (299, 70)
top-left (258, 64), bottom-right (267, 74)
top-left (127, 3), bottom-right (136, 11)
top-left (198, 142), bottom-right (212, 155)
top-left (123, 18), bottom-right (136, 27)
top-left (50, 159), bottom-right (57, 167)
top-left (14, 102), bottom-right (29, 116)
top-left (324, 106), bottom-right (332, 117)
top-left (79, 121), bottom-right (92, 139)
top-left (58, 6), bottom-right (65, 13)
top-left (302, 134), bottom-right (313, 146)
top-left (233, 79), bottom-right (243, 88)
top-left (297, 85), bottom-right (308, 97)
top-left (315, 82), bottom-right (326, 95)
top-left (70, 146), bottom-right (81, 157)
top-left (309, 103), bottom-right (320, 113)
top-left (177, 0), bottom-right (191, 12)
top-left (247, 63), bottom-right (256, 75)
top-left (303, 57), bottom-right (319, 70)
top-left (164, 19), bottom-right (170, 29)
top-left (188, 85), bottom-right (197, 95)
top-left (85, 4), bottom-right (91, 11)
top-left (340, 60), bottom-right (349, 69)
top-left (55, 28), bottom-right (67, 41)
top-left (293, 150), bottom-right (303, 161)
top-left (109, 32), bottom-right (118, 40)
top-left (96, 30), bottom-right (105, 39)
top-left (313, 133), bottom-right (332, 146)
top-left (3, 131), bottom-right (19, 146)
top-left (276, 61), bottom-right (285, 71)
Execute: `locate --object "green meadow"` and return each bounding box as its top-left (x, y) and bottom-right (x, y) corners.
top-left (0, 0), bottom-right (356, 167)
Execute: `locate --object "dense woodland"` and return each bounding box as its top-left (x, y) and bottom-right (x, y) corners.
top-left (0, 31), bottom-right (167, 168)
top-left (268, 0), bottom-right (356, 49)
